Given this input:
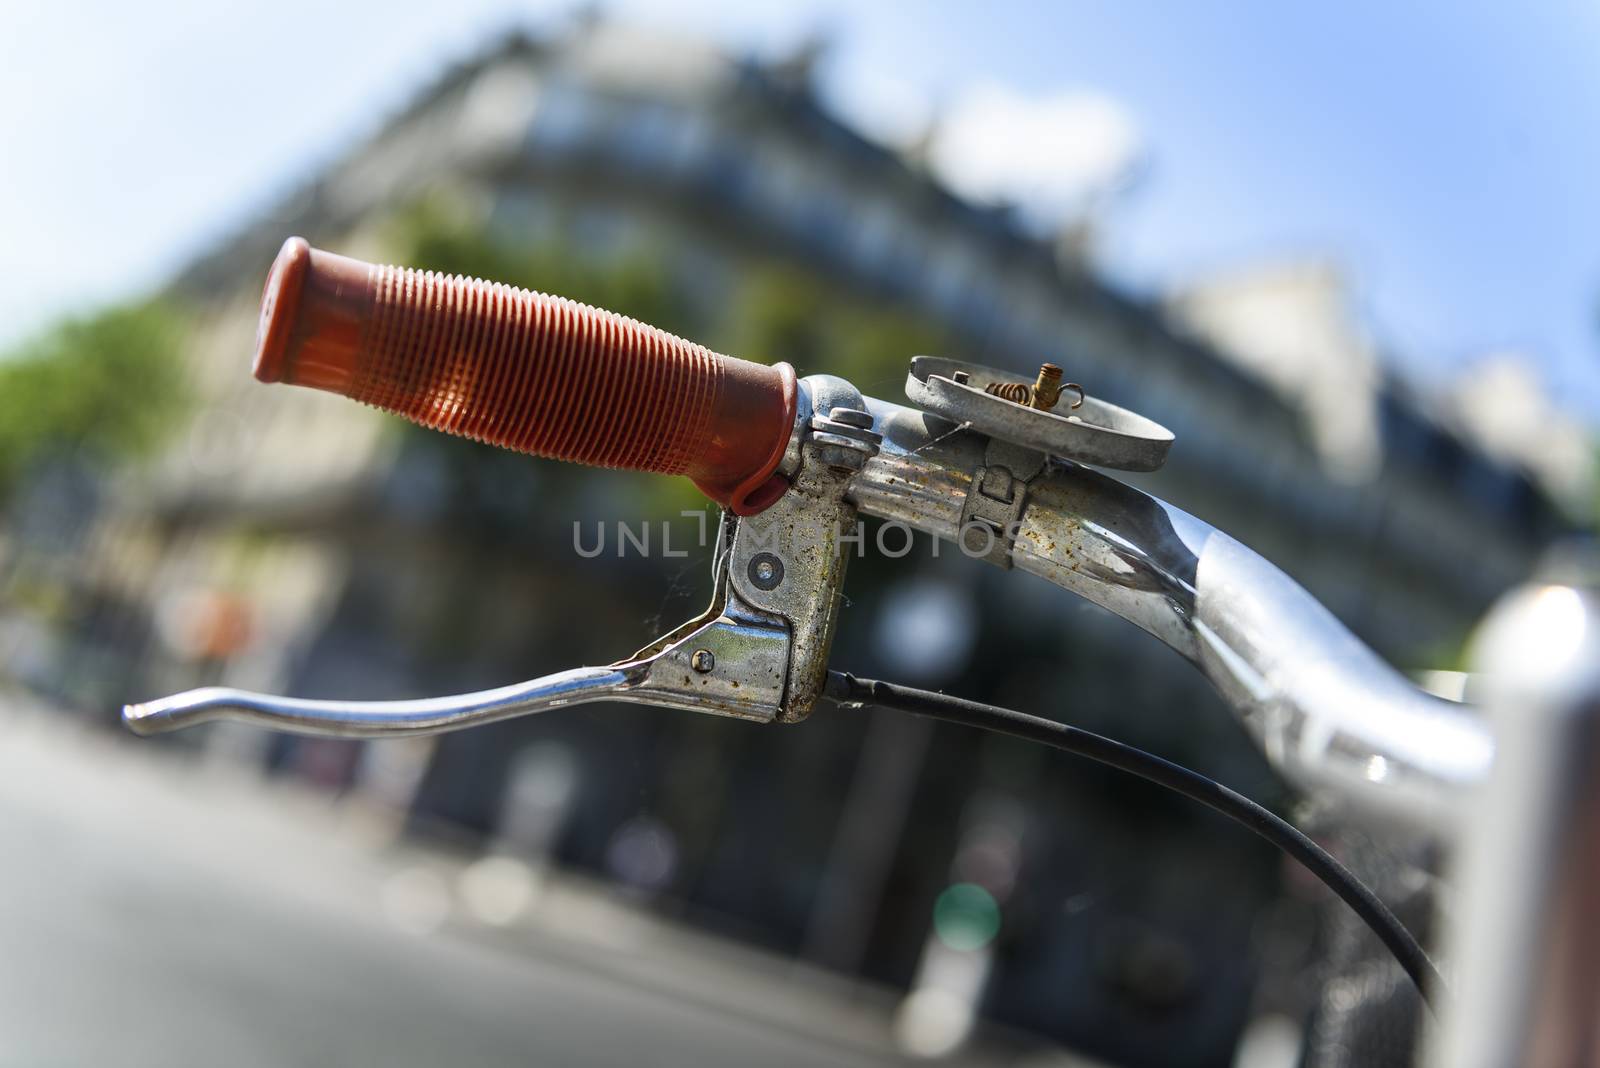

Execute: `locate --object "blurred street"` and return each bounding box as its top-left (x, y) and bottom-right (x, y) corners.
top-left (0, 695), bottom-right (1054, 1068)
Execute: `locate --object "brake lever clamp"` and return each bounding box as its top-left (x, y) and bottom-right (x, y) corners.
top-left (122, 376), bottom-right (879, 738)
top-left (728, 374), bottom-right (882, 720)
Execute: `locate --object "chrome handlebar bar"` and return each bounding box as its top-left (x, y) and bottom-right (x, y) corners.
top-left (850, 395), bottom-right (1492, 826)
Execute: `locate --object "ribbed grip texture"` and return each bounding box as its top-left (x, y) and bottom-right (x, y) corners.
top-left (356, 265), bottom-right (718, 475)
top-left (254, 238), bottom-right (796, 513)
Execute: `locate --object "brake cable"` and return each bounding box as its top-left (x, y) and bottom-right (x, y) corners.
top-left (824, 671), bottom-right (1444, 1009)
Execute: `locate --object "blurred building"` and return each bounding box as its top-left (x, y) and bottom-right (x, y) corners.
top-left (9, 18), bottom-right (1579, 1068)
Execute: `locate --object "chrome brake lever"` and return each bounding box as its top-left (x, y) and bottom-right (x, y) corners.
top-left (122, 666), bottom-right (641, 738)
top-left (121, 590), bottom-right (792, 737)
top-left (122, 376), bottom-right (879, 740)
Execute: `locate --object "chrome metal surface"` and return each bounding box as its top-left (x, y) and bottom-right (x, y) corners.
top-left (728, 375), bottom-right (877, 722)
top-left (1428, 566), bottom-right (1600, 1068)
top-left (122, 667), bottom-right (634, 737)
top-left (782, 374), bottom-right (858, 478)
top-left (905, 355), bottom-right (1174, 472)
top-left (807, 405), bottom-right (882, 473)
top-left (850, 396), bottom-right (1490, 821)
top-left (124, 582), bottom-right (792, 737)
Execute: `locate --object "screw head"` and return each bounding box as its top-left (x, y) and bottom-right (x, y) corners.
top-left (691, 649), bottom-right (716, 674)
top-left (748, 552), bottom-right (784, 591)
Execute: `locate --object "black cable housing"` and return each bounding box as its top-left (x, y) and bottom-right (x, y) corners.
top-left (823, 671), bottom-right (1443, 1009)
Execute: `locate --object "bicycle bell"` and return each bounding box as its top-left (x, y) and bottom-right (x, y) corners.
top-left (904, 356), bottom-right (1174, 472)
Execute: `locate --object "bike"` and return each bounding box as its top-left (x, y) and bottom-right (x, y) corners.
top-left (125, 236), bottom-right (1600, 1067)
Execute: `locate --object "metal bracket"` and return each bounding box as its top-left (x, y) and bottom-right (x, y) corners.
top-left (959, 439), bottom-right (1047, 569)
top-left (724, 379), bottom-right (882, 721)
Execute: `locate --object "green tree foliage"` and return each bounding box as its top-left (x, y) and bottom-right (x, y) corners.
top-left (716, 264), bottom-right (942, 395)
top-left (0, 300), bottom-right (188, 499)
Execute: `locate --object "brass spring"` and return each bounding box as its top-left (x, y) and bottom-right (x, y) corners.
top-left (984, 381), bottom-right (1035, 404)
top-left (984, 369), bottom-right (1085, 412)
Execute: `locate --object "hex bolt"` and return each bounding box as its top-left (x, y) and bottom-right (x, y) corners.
top-left (691, 649), bottom-right (716, 674)
top-left (749, 552), bottom-right (785, 591)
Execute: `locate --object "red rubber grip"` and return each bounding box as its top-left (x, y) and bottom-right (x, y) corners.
top-left (253, 237), bottom-right (798, 514)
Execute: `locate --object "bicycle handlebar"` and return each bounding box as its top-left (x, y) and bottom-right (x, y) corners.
top-left (253, 237), bottom-right (798, 514)
top-left (224, 236), bottom-right (1499, 821)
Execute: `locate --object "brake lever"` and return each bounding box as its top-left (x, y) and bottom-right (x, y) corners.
top-left (123, 667), bottom-right (644, 738)
top-left (120, 529), bottom-right (792, 738)
top-left (123, 378), bottom-right (880, 738)
top-left (121, 583), bottom-right (791, 736)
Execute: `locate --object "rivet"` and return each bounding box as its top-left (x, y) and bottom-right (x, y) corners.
top-left (749, 552), bottom-right (784, 591)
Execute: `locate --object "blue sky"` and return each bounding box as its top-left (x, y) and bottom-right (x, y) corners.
top-left (2, 0), bottom-right (1596, 421)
